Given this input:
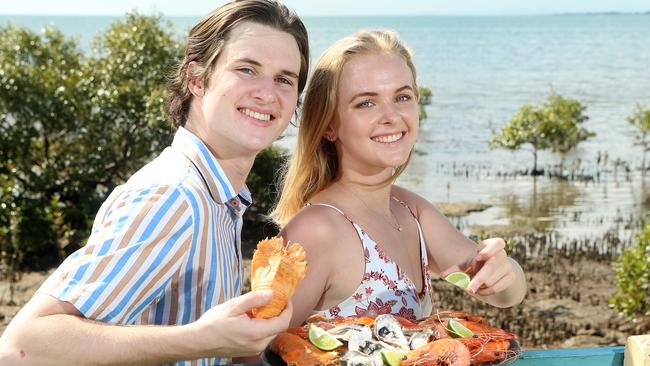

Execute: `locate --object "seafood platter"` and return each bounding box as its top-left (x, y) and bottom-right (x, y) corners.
top-left (264, 311), bottom-right (522, 366)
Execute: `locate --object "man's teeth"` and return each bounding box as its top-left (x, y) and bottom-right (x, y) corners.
top-left (241, 108), bottom-right (271, 121)
top-left (372, 133), bottom-right (402, 143)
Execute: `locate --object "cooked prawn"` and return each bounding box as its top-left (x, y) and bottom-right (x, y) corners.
top-left (402, 338), bottom-right (471, 366)
top-left (453, 319), bottom-right (520, 365)
top-left (270, 332), bottom-right (339, 366)
top-left (432, 311), bottom-right (487, 324)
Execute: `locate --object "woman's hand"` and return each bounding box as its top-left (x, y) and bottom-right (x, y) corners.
top-left (442, 238), bottom-right (516, 296)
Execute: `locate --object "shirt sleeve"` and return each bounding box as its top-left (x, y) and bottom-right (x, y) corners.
top-left (38, 184), bottom-right (194, 324)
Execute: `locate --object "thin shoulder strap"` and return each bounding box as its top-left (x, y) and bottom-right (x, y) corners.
top-left (392, 196), bottom-right (417, 219)
top-left (306, 202), bottom-right (346, 216)
top-left (305, 202), bottom-right (363, 241)
top-left (392, 196), bottom-right (430, 296)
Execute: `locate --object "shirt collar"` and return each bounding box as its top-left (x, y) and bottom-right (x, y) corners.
top-left (171, 127), bottom-right (252, 207)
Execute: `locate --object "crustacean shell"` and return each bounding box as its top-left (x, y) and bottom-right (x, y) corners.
top-left (270, 311), bottom-right (523, 366)
top-left (251, 237), bottom-right (307, 318)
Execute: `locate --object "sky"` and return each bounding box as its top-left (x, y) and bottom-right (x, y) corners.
top-left (0, 0), bottom-right (648, 16)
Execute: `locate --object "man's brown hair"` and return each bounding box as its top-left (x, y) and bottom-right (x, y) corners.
top-left (165, 0), bottom-right (309, 128)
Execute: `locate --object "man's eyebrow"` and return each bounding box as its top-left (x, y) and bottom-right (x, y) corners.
top-left (348, 85), bottom-right (414, 103)
top-left (235, 57), bottom-right (299, 80)
top-left (281, 70), bottom-right (299, 80)
top-left (236, 57), bottom-right (262, 67)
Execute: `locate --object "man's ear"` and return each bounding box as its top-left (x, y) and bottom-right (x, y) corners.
top-left (187, 61), bottom-right (205, 97)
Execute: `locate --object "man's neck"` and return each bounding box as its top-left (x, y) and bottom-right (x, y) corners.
top-left (217, 156), bottom-right (255, 194)
top-left (183, 124), bottom-right (257, 195)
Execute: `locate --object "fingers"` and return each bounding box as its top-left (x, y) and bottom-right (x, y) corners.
top-left (441, 238), bottom-right (512, 296)
top-left (466, 256), bottom-right (492, 294)
top-left (475, 271), bottom-right (515, 296)
top-left (223, 290), bottom-right (274, 316)
top-left (467, 256), bottom-right (505, 294)
top-left (468, 256), bottom-right (513, 295)
top-left (440, 264), bottom-right (461, 278)
top-left (475, 238), bottom-right (505, 261)
top-left (246, 299), bottom-right (293, 340)
top-left (466, 238), bottom-right (508, 294)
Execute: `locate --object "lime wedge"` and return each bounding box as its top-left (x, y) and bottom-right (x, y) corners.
top-left (444, 271), bottom-right (470, 290)
top-left (381, 350), bottom-right (407, 366)
top-left (308, 324), bottom-right (343, 351)
top-left (447, 319), bottom-right (475, 338)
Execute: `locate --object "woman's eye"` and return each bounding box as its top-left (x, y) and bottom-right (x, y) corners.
top-left (396, 94), bottom-right (413, 102)
top-left (356, 100), bottom-right (374, 108)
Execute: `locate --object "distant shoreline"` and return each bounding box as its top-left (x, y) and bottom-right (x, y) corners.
top-left (555, 11), bottom-right (650, 16)
top-left (0, 12), bottom-right (649, 18)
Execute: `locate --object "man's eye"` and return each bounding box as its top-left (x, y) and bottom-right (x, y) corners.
top-left (276, 77), bottom-right (293, 86)
top-left (238, 67), bottom-right (254, 75)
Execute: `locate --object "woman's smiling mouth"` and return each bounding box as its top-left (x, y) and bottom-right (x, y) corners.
top-left (372, 132), bottom-right (404, 143)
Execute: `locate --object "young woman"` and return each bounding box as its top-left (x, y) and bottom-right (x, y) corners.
top-left (271, 30), bottom-right (527, 326)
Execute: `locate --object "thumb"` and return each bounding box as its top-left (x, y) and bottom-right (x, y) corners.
top-left (223, 290), bottom-right (274, 316)
top-left (440, 264), bottom-right (461, 278)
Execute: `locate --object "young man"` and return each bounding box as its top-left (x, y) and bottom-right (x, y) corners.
top-left (0, 1), bottom-right (309, 365)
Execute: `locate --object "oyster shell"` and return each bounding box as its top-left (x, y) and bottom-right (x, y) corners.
top-left (373, 314), bottom-right (409, 349)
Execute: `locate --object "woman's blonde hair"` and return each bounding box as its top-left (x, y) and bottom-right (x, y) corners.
top-left (271, 30), bottom-right (418, 228)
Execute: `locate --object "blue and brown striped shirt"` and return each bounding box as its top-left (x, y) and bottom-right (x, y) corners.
top-left (39, 127), bottom-right (251, 366)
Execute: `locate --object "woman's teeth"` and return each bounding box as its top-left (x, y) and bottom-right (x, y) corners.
top-left (372, 133), bottom-right (402, 143)
top-left (241, 108), bottom-right (271, 121)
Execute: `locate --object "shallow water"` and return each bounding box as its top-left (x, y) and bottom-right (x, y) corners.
top-left (282, 15), bottom-right (650, 242)
top-left (278, 124), bottom-right (648, 243)
top-left (3, 14), bottom-right (649, 241)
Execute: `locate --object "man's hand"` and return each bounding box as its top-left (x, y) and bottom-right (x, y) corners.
top-left (189, 290), bottom-right (292, 358)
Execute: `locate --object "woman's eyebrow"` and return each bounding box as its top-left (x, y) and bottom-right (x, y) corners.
top-left (348, 85), bottom-right (413, 103)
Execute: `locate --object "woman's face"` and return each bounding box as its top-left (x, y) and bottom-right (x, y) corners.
top-left (330, 51), bottom-right (419, 175)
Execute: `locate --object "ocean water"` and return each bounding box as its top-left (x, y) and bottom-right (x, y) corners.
top-left (2, 14), bottom-right (649, 241)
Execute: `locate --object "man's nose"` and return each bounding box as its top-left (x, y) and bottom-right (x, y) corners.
top-left (251, 77), bottom-right (277, 104)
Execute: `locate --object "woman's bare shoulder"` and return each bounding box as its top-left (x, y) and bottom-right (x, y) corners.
top-left (391, 185), bottom-right (436, 214)
top-left (281, 203), bottom-right (352, 250)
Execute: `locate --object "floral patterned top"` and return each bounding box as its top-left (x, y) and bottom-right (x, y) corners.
top-left (308, 199), bottom-right (433, 322)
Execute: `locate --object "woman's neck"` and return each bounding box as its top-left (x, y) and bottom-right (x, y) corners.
top-left (332, 179), bottom-right (393, 212)
top-left (331, 179), bottom-right (404, 232)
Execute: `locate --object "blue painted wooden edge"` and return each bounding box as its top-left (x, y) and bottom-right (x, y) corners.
top-left (513, 346), bottom-right (625, 366)
top-left (235, 346), bottom-right (627, 366)
top-left (522, 346), bottom-right (625, 358)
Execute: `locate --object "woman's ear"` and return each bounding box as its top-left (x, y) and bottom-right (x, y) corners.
top-left (187, 61), bottom-right (205, 97)
top-left (324, 125), bottom-right (337, 142)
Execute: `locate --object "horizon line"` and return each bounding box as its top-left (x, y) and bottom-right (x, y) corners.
top-left (1, 10), bottom-right (649, 17)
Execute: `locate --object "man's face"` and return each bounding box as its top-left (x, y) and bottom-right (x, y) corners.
top-left (189, 21), bottom-right (301, 159)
